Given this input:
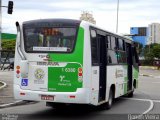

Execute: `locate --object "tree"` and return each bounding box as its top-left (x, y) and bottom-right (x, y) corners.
top-left (1, 39), bottom-right (15, 50)
top-left (143, 43), bottom-right (160, 66)
top-left (152, 44), bottom-right (160, 60)
top-left (1, 39), bottom-right (16, 59)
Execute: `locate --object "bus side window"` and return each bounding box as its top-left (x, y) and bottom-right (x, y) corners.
top-left (90, 29), bottom-right (98, 65)
top-left (123, 40), bottom-right (126, 51)
top-left (118, 38), bottom-right (124, 51)
top-left (106, 36), bottom-right (111, 49)
top-left (107, 50), bottom-right (118, 64)
top-left (111, 36), bottom-right (116, 50)
top-left (117, 51), bottom-right (127, 64)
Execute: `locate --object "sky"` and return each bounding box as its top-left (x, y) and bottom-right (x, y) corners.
top-left (2, 0), bottom-right (160, 34)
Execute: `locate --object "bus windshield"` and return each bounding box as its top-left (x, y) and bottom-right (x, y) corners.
top-left (23, 26), bottom-right (77, 53)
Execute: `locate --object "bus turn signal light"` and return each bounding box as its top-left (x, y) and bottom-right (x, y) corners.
top-left (20, 92), bottom-right (25, 96)
top-left (16, 66), bottom-right (20, 69)
top-left (16, 70), bottom-right (20, 74)
top-left (78, 68), bottom-right (83, 73)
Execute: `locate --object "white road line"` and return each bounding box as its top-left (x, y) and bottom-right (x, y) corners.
top-left (0, 100), bottom-right (23, 108)
top-left (139, 81), bottom-right (160, 84)
top-left (122, 98), bottom-right (154, 115)
top-left (152, 100), bottom-right (160, 103)
top-left (0, 81), bottom-right (7, 90)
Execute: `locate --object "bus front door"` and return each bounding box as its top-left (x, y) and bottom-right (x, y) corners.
top-left (126, 43), bottom-right (133, 91)
top-left (98, 34), bottom-right (107, 102)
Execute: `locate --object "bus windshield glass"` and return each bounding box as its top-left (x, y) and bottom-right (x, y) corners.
top-left (23, 26), bottom-right (77, 53)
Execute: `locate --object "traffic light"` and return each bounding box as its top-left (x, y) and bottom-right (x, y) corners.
top-left (8, 1), bottom-right (13, 14)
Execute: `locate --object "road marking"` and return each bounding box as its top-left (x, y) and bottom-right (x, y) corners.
top-left (140, 74), bottom-right (160, 78)
top-left (0, 81), bottom-right (7, 90)
top-left (122, 98), bottom-right (154, 115)
top-left (139, 81), bottom-right (160, 84)
top-left (152, 100), bottom-right (160, 103)
top-left (0, 100), bottom-right (23, 108)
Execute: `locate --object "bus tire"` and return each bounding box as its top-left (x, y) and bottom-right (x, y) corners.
top-left (127, 91), bottom-right (134, 97)
top-left (46, 102), bottom-right (66, 109)
top-left (105, 89), bottom-right (114, 109)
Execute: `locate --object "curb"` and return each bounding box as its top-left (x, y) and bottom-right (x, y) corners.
top-left (0, 81), bottom-right (7, 90)
top-left (0, 100), bottom-right (37, 109)
top-left (140, 66), bottom-right (158, 70)
top-left (139, 74), bottom-right (153, 77)
top-left (139, 74), bottom-right (160, 78)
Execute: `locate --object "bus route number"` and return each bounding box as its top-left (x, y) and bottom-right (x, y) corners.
top-left (62, 68), bottom-right (76, 73)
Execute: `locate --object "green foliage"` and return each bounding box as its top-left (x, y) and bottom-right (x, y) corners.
top-left (1, 33), bottom-right (16, 51)
top-left (2, 33), bottom-right (16, 40)
top-left (152, 44), bottom-right (160, 59)
top-left (143, 43), bottom-right (160, 65)
top-left (1, 39), bottom-right (16, 51)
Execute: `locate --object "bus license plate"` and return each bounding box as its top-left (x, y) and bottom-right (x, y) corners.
top-left (41, 95), bottom-right (54, 101)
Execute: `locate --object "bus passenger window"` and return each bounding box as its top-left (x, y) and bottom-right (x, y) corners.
top-left (111, 36), bottom-right (116, 50)
top-left (90, 29), bottom-right (98, 65)
top-left (117, 51), bottom-right (127, 64)
top-left (107, 50), bottom-right (118, 64)
top-left (118, 39), bottom-right (124, 51)
top-left (106, 36), bottom-right (111, 49)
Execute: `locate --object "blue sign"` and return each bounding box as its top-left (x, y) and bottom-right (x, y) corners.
top-left (21, 79), bottom-right (28, 86)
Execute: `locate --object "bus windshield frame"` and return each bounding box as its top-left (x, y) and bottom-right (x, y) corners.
top-left (23, 22), bottom-right (79, 53)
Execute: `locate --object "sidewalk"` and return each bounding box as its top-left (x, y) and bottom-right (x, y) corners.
top-left (139, 66), bottom-right (160, 78)
top-left (0, 70), bottom-right (36, 108)
top-left (0, 70), bottom-right (16, 105)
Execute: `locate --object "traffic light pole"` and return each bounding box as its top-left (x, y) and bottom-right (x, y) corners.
top-left (0, 1), bottom-right (13, 65)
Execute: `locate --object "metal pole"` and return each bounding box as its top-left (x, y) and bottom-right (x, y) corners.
top-left (116, 0), bottom-right (119, 33)
top-left (0, 0), bottom-right (2, 65)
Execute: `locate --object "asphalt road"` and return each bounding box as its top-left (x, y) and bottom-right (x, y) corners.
top-left (0, 69), bottom-right (160, 120)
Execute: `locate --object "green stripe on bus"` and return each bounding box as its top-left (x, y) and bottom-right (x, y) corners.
top-left (48, 27), bottom-right (84, 92)
top-left (124, 65), bottom-right (128, 94)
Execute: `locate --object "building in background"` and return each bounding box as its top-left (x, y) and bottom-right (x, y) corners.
top-left (80, 11), bottom-right (96, 24)
top-left (147, 23), bottom-right (160, 45)
top-left (130, 27), bottom-right (148, 46)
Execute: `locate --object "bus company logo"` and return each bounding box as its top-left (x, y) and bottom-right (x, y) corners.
top-left (45, 55), bottom-right (51, 61)
top-left (34, 68), bottom-right (45, 80)
top-left (46, 55), bottom-right (50, 59)
top-left (38, 55), bottom-right (51, 61)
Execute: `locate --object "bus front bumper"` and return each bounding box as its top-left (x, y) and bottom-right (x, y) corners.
top-left (14, 84), bottom-right (90, 104)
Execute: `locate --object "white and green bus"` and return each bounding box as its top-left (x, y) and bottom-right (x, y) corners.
top-left (14, 19), bottom-right (139, 109)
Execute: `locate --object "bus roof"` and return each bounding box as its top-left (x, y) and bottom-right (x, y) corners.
top-left (23, 19), bottom-right (81, 27)
top-left (80, 20), bottom-right (133, 43)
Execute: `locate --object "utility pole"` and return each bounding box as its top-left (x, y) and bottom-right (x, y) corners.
top-left (116, 0), bottom-right (119, 33)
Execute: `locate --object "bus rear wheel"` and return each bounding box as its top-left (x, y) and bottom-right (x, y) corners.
top-left (46, 102), bottom-right (67, 109)
top-left (128, 91), bottom-right (133, 97)
top-left (105, 89), bottom-right (114, 109)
